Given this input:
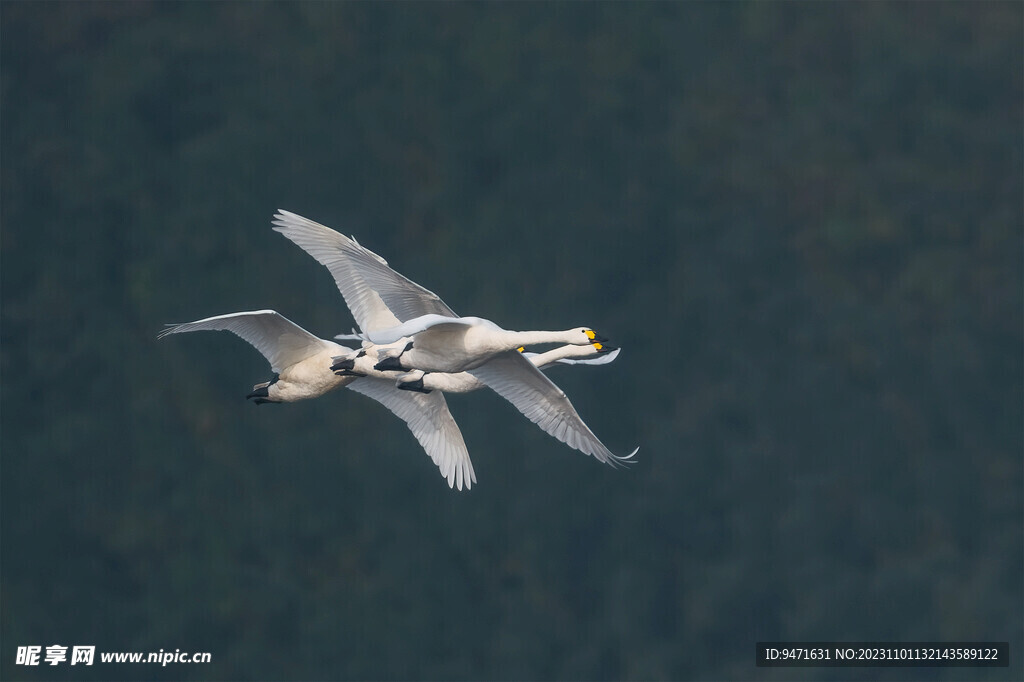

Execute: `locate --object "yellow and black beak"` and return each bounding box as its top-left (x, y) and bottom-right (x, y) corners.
top-left (591, 341), bottom-right (618, 354)
top-left (585, 329), bottom-right (609, 343)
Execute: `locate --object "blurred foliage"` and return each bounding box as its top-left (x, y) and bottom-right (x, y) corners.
top-left (1, 2), bottom-right (1021, 681)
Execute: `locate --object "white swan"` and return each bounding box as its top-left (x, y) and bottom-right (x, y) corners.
top-left (158, 310), bottom-right (476, 490)
top-left (271, 210), bottom-right (637, 467)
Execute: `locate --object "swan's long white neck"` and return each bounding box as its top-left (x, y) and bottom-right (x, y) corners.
top-left (501, 329), bottom-right (581, 348)
top-left (528, 345), bottom-right (592, 369)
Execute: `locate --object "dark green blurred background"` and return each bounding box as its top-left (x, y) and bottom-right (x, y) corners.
top-left (2, 3), bottom-right (1021, 681)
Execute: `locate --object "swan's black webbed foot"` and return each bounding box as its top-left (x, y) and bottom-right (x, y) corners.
top-left (373, 356), bottom-right (405, 372)
top-left (397, 376), bottom-right (431, 394)
top-left (247, 374), bottom-right (279, 402)
top-left (332, 350), bottom-right (367, 376)
top-left (373, 341), bottom-right (413, 372)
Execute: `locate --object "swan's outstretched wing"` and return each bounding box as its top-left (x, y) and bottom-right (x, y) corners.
top-left (346, 378), bottom-right (477, 491)
top-left (271, 210), bottom-right (456, 332)
top-left (334, 239), bottom-right (458, 323)
top-left (468, 351), bottom-right (638, 467)
top-left (271, 211), bottom-right (402, 333)
top-left (158, 310), bottom-right (335, 373)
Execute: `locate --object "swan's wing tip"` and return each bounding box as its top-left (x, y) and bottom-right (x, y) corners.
top-left (446, 465), bottom-right (476, 491)
top-left (156, 324), bottom-right (179, 340)
top-left (446, 473), bottom-right (474, 492)
top-left (609, 446), bottom-right (640, 468)
top-left (270, 209), bottom-right (305, 230)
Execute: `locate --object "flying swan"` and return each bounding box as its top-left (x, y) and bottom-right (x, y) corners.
top-left (158, 310), bottom-right (477, 490)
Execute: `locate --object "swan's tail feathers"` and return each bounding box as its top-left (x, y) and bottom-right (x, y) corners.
top-left (332, 348), bottom-right (364, 362)
top-left (334, 328), bottom-right (367, 342)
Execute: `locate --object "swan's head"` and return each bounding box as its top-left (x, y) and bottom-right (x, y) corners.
top-left (570, 327), bottom-right (608, 345)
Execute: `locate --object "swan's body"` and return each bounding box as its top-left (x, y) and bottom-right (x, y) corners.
top-left (262, 345), bottom-right (351, 401)
top-left (272, 210), bottom-right (637, 467)
top-left (158, 310), bottom-right (475, 490)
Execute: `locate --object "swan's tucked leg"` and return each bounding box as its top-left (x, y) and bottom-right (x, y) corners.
top-left (396, 370), bottom-right (430, 394)
top-left (246, 374), bottom-right (280, 405)
top-left (331, 349), bottom-right (367, 376)
top-left (373, 340), bottom-right (414, 372)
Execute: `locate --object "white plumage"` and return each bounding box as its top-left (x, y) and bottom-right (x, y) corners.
top-left (160, 210), bottom-right (637, 491)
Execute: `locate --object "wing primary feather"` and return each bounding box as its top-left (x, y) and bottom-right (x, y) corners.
top-left (272, 210), bottom-right (458, 332)
top-left (158, 310), bottom-right (330, 373)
